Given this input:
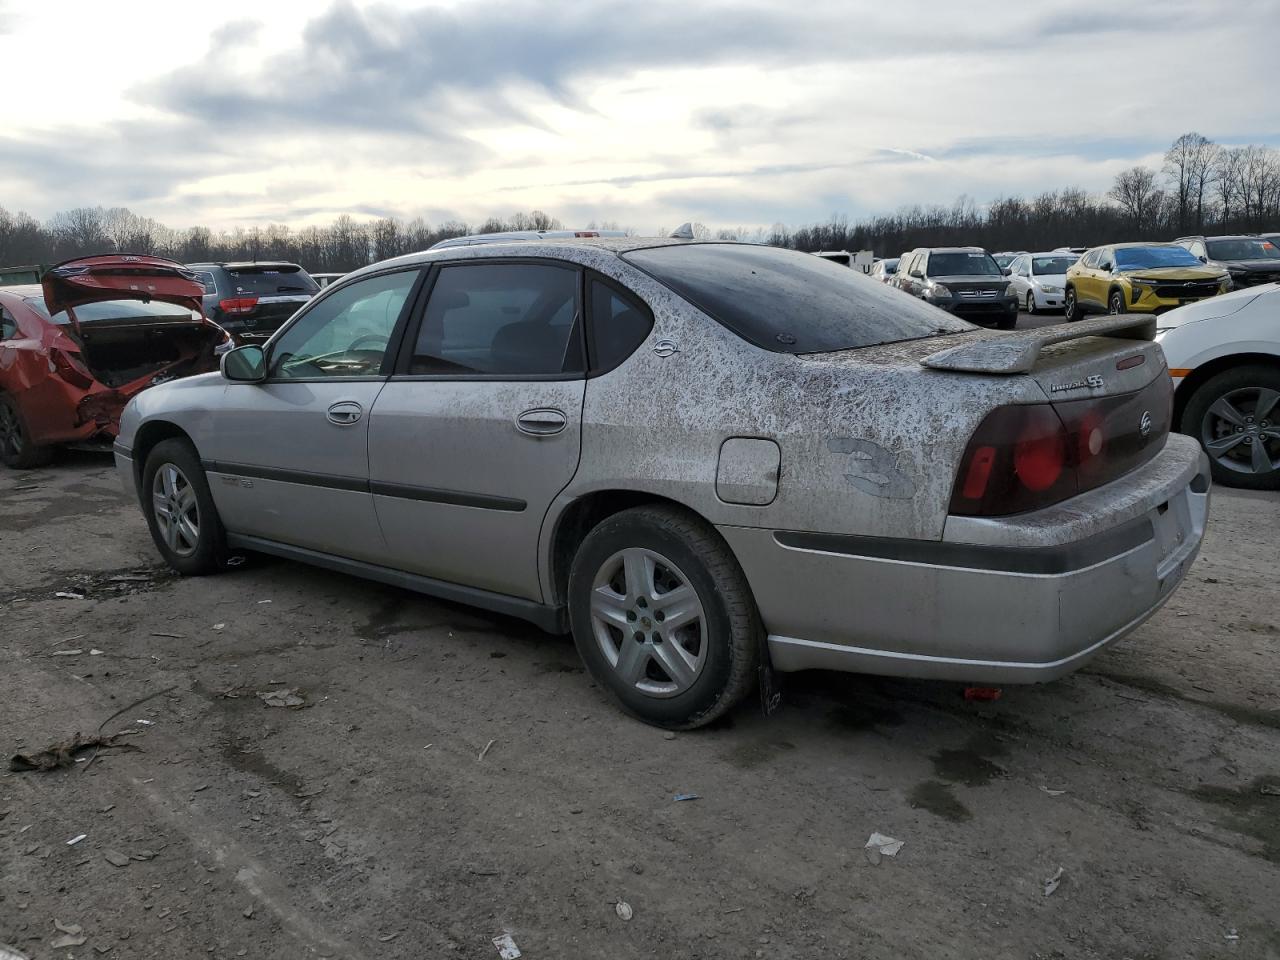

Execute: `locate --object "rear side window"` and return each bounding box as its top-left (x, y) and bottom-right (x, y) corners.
top-left (226, 266), bottom-right (319, 296)
top-left (192, 271), bottom-right (217, 295)
top-left (0, 306), bottom-right (17, 339)
top-left (588, 278), bottom-right (653, 373)
top-left (410, 263), bottom-right (583, 376)
top-left (621, 244), bottom-right (970, 354)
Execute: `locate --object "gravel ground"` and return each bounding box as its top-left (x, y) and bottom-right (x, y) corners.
top-left (1, 449), bottom-right (1277, 960)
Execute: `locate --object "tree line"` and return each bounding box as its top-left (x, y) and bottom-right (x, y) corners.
top-left (2, 133), bottom-right (1277, 273)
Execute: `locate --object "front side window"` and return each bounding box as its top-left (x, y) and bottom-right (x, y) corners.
top-left (269, 270), bottom-right (418, 379)
top-left (588, 278), bottom-right (653, 373)
top-left (0, 307), bottom-right (17, 340)
top-left (409, 262), bottom-right (582, 376)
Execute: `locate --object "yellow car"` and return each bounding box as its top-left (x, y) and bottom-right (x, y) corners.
top-left (1064, 242), bottom-right (1230, 321)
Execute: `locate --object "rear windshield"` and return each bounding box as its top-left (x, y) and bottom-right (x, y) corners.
top-left (621, 244), bottom-right (972, 354)
top-left (224, 266), bottom-right (319, 296)
top-left (1205, 238), bottom-right (1280, 261)
top-left (927, 252), bottom-right (1002, 276)
top-left (1114, 246), bottom-right (1201, 269)
top-left (1031, 256), bottom-right (1078, 274)
top-left (25, 298), bottom-right (200, 324)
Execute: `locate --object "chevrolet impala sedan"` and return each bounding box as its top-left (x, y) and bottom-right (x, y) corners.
top-left (114, 238), bottom-right (1210, 728)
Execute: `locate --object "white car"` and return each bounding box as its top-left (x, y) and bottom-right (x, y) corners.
top-left (1007, 252), bottom-right (1080, 313)
top-left (1156, 284), bottom-right (1280, 490)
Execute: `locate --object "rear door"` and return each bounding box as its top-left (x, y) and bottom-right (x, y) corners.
top-left (367, 259), bottom-right (586, 601)
top-left (200, 268), bottom-right (422, 562)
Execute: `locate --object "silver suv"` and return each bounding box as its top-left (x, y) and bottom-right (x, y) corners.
top-left (115, 239), bottom-right (1208, 728)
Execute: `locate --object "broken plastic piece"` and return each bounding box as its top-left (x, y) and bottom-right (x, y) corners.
top-left (492, 934), bottom-right (522, 959)
top-left (1043, 866), bottom-right (1064, 896)
top-left (615, 900), bottom-right (633, 921)
top-left (863, 832), bottom-right (904, 865)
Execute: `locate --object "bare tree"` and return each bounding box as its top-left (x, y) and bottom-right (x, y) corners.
top-left (1164, 132), bottom-right (1217, 233)
top-left (1108, 166), bottom-right (1163, 231)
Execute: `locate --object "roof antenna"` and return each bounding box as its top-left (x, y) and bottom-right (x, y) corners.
top-left (669, 222), bottom-right (695, 240)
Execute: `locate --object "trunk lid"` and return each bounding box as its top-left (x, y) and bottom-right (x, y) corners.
top-left (42, 255), bottom-right (206, 322)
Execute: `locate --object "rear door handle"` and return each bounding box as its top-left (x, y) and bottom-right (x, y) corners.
top-left (515, 407), bottom-right (567, 436)
top-left (326, 400), bottom-right (363, 426)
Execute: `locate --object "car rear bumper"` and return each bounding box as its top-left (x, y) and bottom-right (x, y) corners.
top-left (719, 433), bottom-right (1210, 683)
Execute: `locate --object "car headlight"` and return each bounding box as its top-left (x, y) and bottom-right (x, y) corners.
top-left (928, 283), bottom-right (952, 297)
top-left (1038, 284), bottom-right (1062, 294)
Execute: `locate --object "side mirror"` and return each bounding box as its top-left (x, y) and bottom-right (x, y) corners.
top-left (1197, 255), bottom-right (1207, 263)
top-left (221, 344), bottom-right (266, 383)
top-left (910, 269), bottom-right (924, 279)
top-left (1001, 266), bottom-right (1012, 276)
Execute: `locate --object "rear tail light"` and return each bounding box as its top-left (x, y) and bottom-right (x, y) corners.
top-left (218, 296), bottom-right (259, 315)
top-left (950, 375), bottom-right (1173, 517)
top-left (49, 348), bottom-right (95, 389)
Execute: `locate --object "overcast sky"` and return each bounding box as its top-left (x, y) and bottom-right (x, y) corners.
top-left (1, 0), bottom-right (1277, 233)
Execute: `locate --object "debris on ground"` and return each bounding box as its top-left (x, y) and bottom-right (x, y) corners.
top-left (662, 732), bottom-right (677, 741)
top-left (1225, 929), bottom-right (1240, 941)
top-left (963, 687), bottom-right (1002, 701)
top-left (66, 834), bottom-right (86, 845)
top-left (213, 623), bottom-right (226, 631)
top-left (257, 688), bottom-right (306, 709)
top-left (1043, 866), bottom-right (1064, 897)
top-left (54, 921), bottom-right (82, 936)
top-left (55, 590), bottom-right (86, 600)
top-left (226, 555), bottom-right (247, 567)
top-left (1040, 786), bottom-right (1066, 797)
top-left (378, 933), bottom-right (398, 942)
top-left (1260, 785), bottom-right (1280, 797)
top-left (673, 793), bottom-right (700, 802)
top-left (10, 732), bottom-right (138, 772)
top-left (864, 832), bottom-right (905, 865)
top-left (492, 933), bottom-right (522, 959)
top-left (150, 632), bottom-right (185, 639)
top-left (615, 900), bottom-right (634, 921)
top-left (107, 573), bottom-right (154, 583)
top-left (50, 649), bottom-right (84, 657)
top-left (50, 928), bottom-right (87, 949)
top-left (104, 850), bottom-right (131, 867)
top-left (478, 739), bottom-right (496, 761)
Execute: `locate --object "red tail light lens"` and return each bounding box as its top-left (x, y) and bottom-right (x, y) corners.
top-left (218, 296), bottom-right (259, 315)
top-left (950, 374), bottom-right (1172, 517)
top-left (49, 348), bottom-right (95, 388)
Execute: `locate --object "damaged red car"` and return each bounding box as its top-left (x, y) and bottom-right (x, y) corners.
top-left (0, 255), bottom-right (230, 468)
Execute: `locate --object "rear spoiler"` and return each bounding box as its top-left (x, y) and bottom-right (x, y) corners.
top-left (920, 314), bottom-right (1157, 375)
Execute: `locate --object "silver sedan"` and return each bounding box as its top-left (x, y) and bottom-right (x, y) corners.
top-left (115, 239), bottom-right (1210, 728)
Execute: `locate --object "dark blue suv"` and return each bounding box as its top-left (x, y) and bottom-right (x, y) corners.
top-left (185, 262), bottom-right (320, 343)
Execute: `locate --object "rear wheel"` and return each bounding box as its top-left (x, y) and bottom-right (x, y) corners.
top-left (0, 393), bottom-right (54, 469)
top-left (1108, 289), bottom-right (1126, 314)
top-left (142, 438), bottom-right (230, 573)
top-left (1063, 286), bottom-right (1083, 322)
top-left (1181, 365), bottom-right (1280, 490)
top-left (568, 505), bottom-right (759, 729)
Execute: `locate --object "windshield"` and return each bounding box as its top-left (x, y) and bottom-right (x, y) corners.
top-left (1205, 238), bottom-right (1280, 261)
top-left (880, 258), bottom-right (899, 274)
top-left (927, 252), bottom-right (1002, 276)
top-left (1031, 256), bottom-right (1078, 275)
top-left (992, 254), bottom-right (1018, 269)
top-left (1114, 246), bottom-right (1202, 270)
top-left (621, 244), bottom-right (972, 354)
top-left (26, 297), bottom-right (200, 324)
top-left (225, 266), bottom-right (320, 296)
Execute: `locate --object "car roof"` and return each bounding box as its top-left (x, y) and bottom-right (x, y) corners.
top-left (1106, 241), bottom-right (1185, 249)
top-left (185, 261), bottom-right (304, 270)
top-left (922, 246), bottom-right (988, 254)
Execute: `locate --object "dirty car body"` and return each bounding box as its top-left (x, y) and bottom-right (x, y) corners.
top-left (115, 239), bottom-right (1210, 728)
top-left (0, 255), bottom-right (229, 468)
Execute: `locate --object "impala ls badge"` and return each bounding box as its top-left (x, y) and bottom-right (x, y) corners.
top-left (1140, 410), bottom-right (1153, 438)
top-left (1050, 374), bottom-right (1104, 393)
top-left (653, 338), bottom-right (680, 358)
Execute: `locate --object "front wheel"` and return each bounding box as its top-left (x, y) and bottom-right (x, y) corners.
top-left (142, 438), bottom-right (230, 574)
top-left (1181, 365), bottom-right (1280, 490)
top-left (568, 505), bottom-right (760, 729)
top-left (1063, 286), bottom-right (1083, 322)
top-left (1108, 289), bottom-right (1126, 315)
top-left (1025, 290), bottom-right (1037, 315)
top-left (0, 392), bottom-right (54, 469)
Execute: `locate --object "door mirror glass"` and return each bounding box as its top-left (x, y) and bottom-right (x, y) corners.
top-left (221, 344), bottom-right (266, 382)
top-left (1001, 266), bottom-right (1012, 276)
top-left (910, 268), bottom-right (924, 278)
top-left (1100, 261), bottom-right (1114, 272)
top-left (1197, 255), bottom-right (1207, 263)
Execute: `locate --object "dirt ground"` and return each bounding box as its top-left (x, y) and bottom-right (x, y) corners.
top-left (1, 451), bottom-right (1277, 960)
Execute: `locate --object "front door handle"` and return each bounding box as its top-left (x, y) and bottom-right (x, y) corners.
top-left (515, 407), bottom-right (567, 437)
top-left (326, 400), bottom-right (363, 426)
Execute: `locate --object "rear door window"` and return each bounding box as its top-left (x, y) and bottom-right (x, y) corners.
top-left (409, 262), bottom-right (584, 376)
top-left (226, 267), bottom-right (319, 296)
top-left (0, 307), bottom-right (17, 339)
top-left (622, 244), bottom-right (971, 355)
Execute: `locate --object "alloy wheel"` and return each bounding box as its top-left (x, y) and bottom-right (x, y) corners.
top-left (1201, 387), bottom-right (1280, 477)
top-left (588, 547), bottom-right (707, 698)
top-left (1108, 293), bottom-right (1124, 314)
top-left (152, 462), bottom-right (201, 557)
top-left (0, 401), bottom-right (22, 455)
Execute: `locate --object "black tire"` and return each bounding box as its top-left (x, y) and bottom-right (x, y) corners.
top-left (995, 312), bottom-right (1018, 330)
top-left (1063, 285), bottom-right (1084, 322)
top-left (1108, 289), bottom-right (1126, 315)
top-left (568, 505), bottom-right (760, 729)
top-left (1025, 291), bottom-right (1037, 315)
top-left (0, 392), bottom-right (54, 469)
top-left (141, 438), bottom-right (230, 574)
top-left (1180, 365), bottom-right (1280, 491)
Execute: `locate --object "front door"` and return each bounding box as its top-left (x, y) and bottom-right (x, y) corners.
top-left (368, 260), bottom-right (586, 601)
top-left (202, 268), bottom-right (422, 562)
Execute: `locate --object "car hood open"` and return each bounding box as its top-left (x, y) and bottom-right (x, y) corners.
top-left (42, 255), bottom-right (205, 320)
